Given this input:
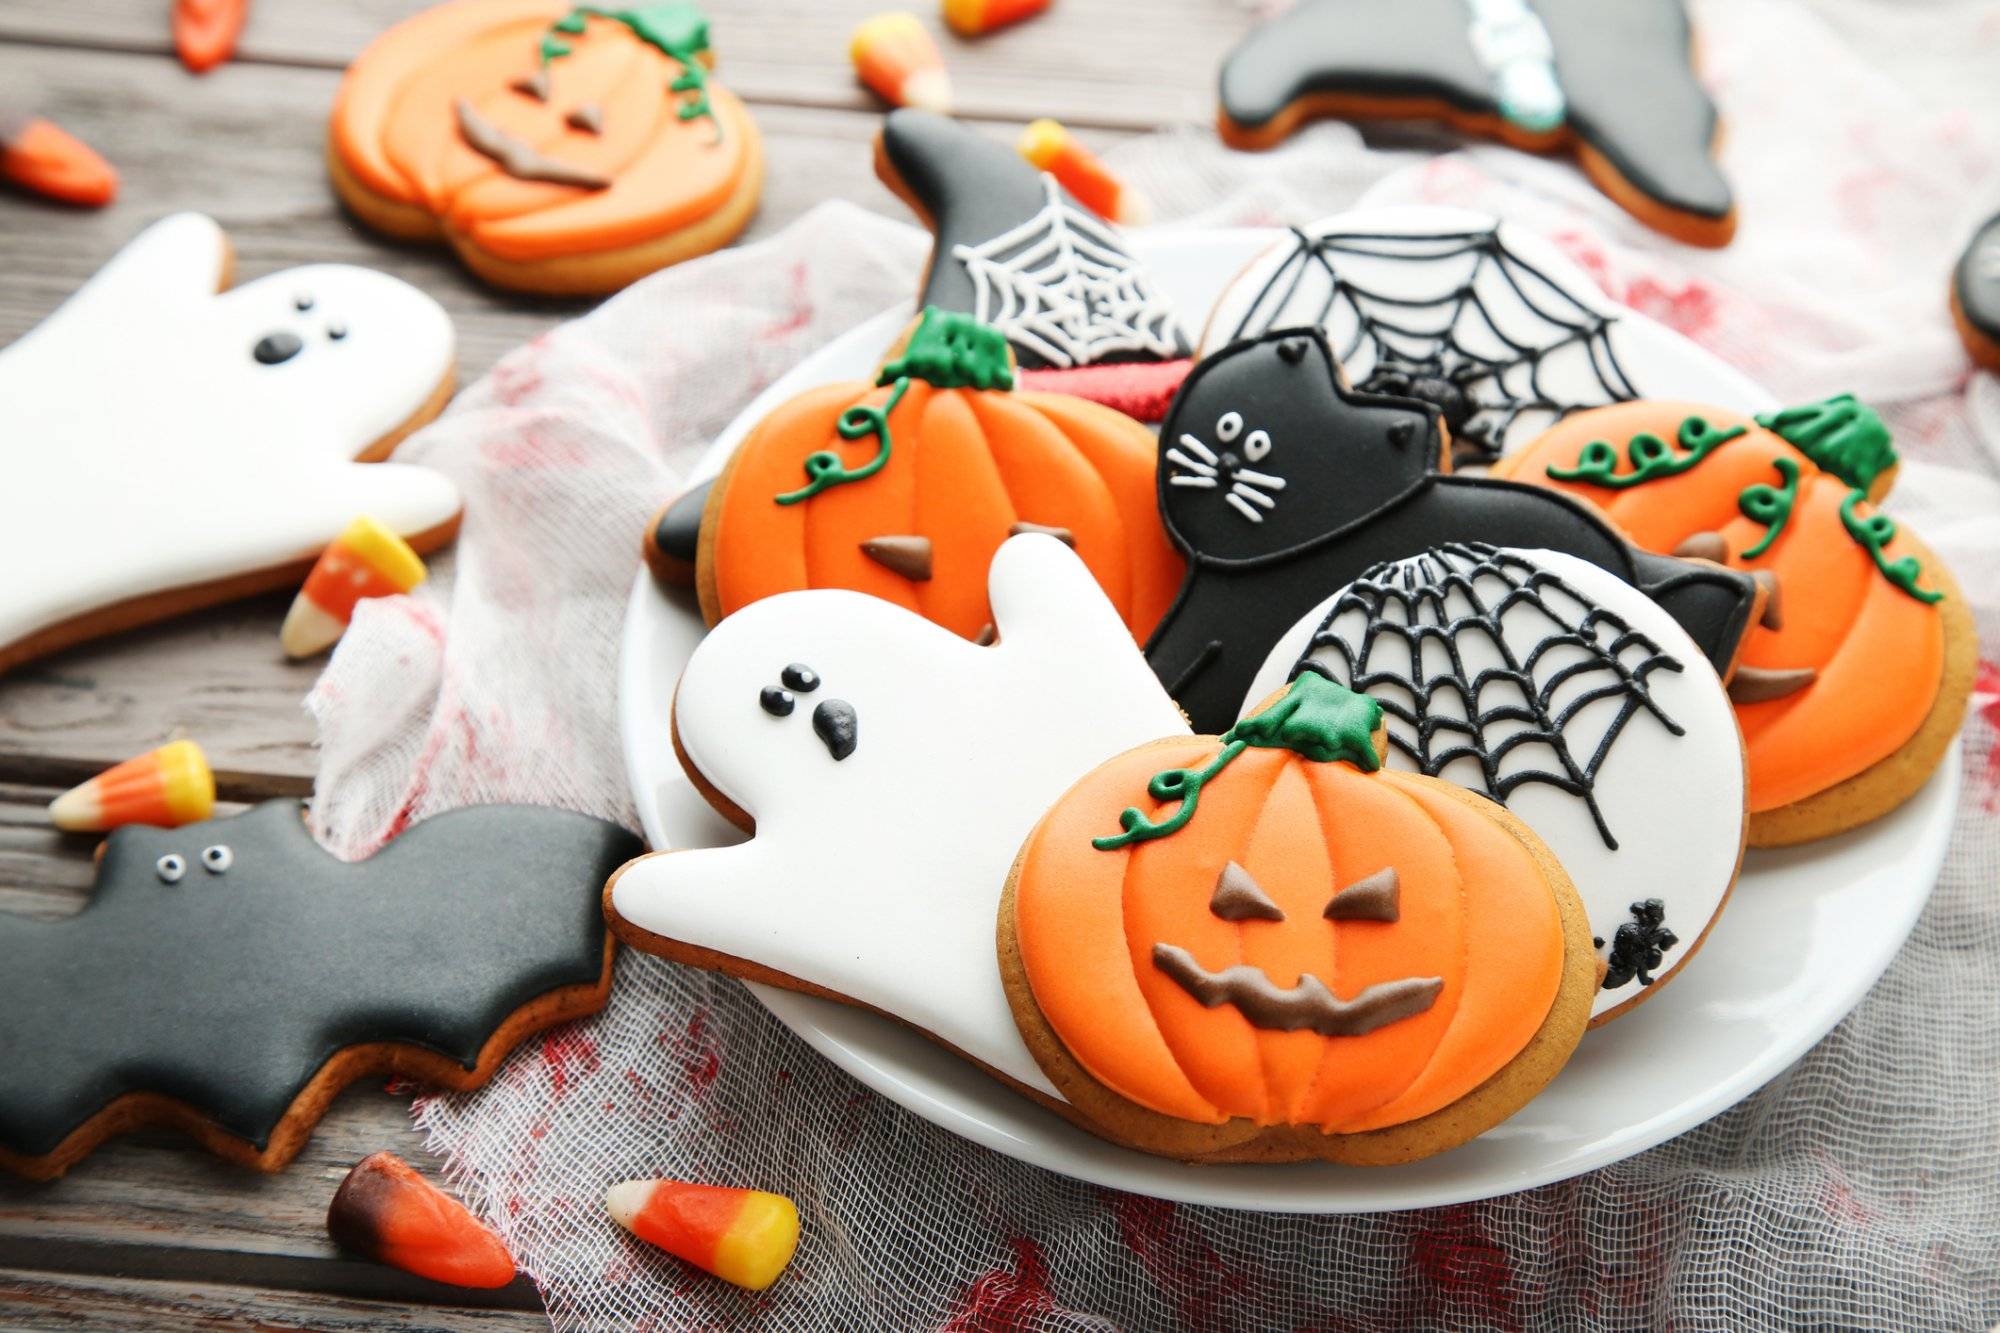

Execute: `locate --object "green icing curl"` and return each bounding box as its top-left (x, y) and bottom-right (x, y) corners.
top-left (1737, 457), bottom-right (1800, 560)
top-left (1546, 416), bottom-right (1745, 489)
top-left (1838, 490), bottom-right (1943, 604)
top-left (541, 4), bottom-right (718, 133)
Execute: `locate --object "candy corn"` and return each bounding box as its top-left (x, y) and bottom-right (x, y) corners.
top-left (327, 1153), bottom-right (516, 1289)
top-left (281, 516), bottom-right (427, 659)
top-left (48, 740), bottom-right (214, 833)
top-left (173, 0), bottom-right (250, 73)
top-left (0, 113), bottom-right (117, 208)
top-left (605, 1178), bottom-right (800, 1292)
top-left (851, 13), bottom-right (951, 114)
top-left (942, 0), bottom-right (1049, 37)
top-left (1017, 118), bottom-right (1149, 225)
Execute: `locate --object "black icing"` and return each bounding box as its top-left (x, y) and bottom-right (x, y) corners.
top-left (1217, 0), bottom-right (1731, 223)
top-left (0, 800), bottom-right (638, 1161)
top-left (650, 480), bottom-right (712, 570)
top-left (1597, 898), bottom-right (1678, 989)
top-left (811, 699), bottom-right (858, 762)
top-left (1954, 211), bottom-right (2000, 349)
top-left (760, 686), bottom-right (795, 717)
top-left (781, 664), bottom-right (820, 693)
top-left (1143, 329), bottom-right (1759, 732)
top-left (253, 331), bottom-right (304, 365)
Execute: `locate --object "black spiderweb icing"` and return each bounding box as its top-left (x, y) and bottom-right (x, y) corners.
top-left (1225, 227), bottom-right (1641, 464)
top-left (1290, 543), bottom-right (1683, 850)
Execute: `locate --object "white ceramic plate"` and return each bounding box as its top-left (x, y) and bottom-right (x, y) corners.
top-left (618, 218), bottom-right (1961, 1212)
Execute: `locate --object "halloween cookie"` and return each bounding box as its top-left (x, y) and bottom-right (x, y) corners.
top-left (875, 109), bottom-right (1191, 422)
top-left (0, 801), bottom-right (640, 1179)
top-left (607, 534), bottom-right (1191, 1104)
top-left (0, 213), bottom-right (460, 678)
top-left (1494, 398), bottom-right (1974, 845)
top-left (656, 308), bottom-right (1184, 644)
top-left (1201, 206), bottom-right (1769, 466)
top-left (1244, 544), bottom-right (1745, 1023)
top-left (1952, 210), bottom-right (2000, 373)
top-left (1217, 0), bottom-right (1734, 247)
top-left (1143, 328), bottom-right (1764, 733)
top-left (1001, 670), bottom-right (1598, 1164)
top-left (329, 0), bottom-right (762, 296)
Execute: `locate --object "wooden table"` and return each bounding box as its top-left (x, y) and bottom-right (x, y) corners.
top-left (0, 0), bottom-right (1254, 1324)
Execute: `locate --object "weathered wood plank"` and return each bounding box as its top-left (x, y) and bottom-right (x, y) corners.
top-left (0, 1268), bottom-right (546, 1329)
top-left (0, 0), bottom-right (1246, 130)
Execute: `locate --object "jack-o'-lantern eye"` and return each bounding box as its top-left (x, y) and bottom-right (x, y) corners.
top-left (1324, 867), bottom-right (1399, 922)
top-left (1208, 860), bottom-right (1283, 922)
top-left (565, 103), bottom-right (604, 134)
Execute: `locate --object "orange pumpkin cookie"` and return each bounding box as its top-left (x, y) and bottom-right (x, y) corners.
top-left (1493, 397), bottom-right (1975, 845)
top-left (679, 307), bottom-right (1184, 643)
top-left (329, 0), bottom-right (762, 296)
top-left (1001, 671), bottom-right (1598, 1164)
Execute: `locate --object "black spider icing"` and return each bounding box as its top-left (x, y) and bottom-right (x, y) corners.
top-left (1596, 898), bottom-right (1678, 990)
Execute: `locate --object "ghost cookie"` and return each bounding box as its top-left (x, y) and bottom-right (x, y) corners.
top-left (1244, 544), bottom-right (1745, 1023)
top-left (606, 534), bottom-right (1191, 1104)
top-left (1001, 670), bottom-right (1597, 1164)
top-left (1494, 398), bottom-right (1975, 845)
top-left (654, 308), bottom-right (1184, 644)
top-left (1142, 328), bottom-right (1764, 733)
top-left (329, 0), bottom-right (762, 296)
top-left (1951, 210), bottom-right (2000, 373)
top-left (0, 213), bottom-right (460, 678)
top-left (1217, 0), bottom-right (1734, 246)
top-left (0, 801), bottom-right (640, 1179)
top-left (874, 109), bottom-right (1192, 422)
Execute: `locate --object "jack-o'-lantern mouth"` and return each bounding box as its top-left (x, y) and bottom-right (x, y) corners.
top-left (1152, 943), bottom-right (1441, 1038)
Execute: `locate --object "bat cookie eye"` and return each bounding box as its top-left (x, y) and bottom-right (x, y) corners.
top-left (155, 853), bottom-right (187, 884)
top-left (201, 845), bottom-right (234, 874)
top-left (1215, 411), bottom-right (1243, 443)
top-left (1244, 429), bottom-right (1272, 462)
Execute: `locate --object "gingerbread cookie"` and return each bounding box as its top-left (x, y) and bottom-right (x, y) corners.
top-left (875, 109), bottom-right (1192, 422)
top-left (1494, 398), bottom-right (1974, 845)
top-left (607, 534), bottom-right (1191, 1104)
top-left (0, 801), bottom-right (639, 1179)
top-left (1217, 0), bottom-right (1734, 246)
top-left (1952, 210), bottom-right (2000, 373)
top-left (1143, 329), bottom-right (1763, 733)
top-left (330, 0), bottom-right (762, 296)
top-left (0, 213), bottom-right (460, 678)
top-left (1001, 670), bottom-right (1598, 1164)
top-left (1244, 544), bottom-right (1745, 1023)
top-left (663, 308), bottom-right (1183, 644)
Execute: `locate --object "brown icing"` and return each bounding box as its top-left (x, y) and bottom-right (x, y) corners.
top-left (1672, 530), bottom-right (1729, 563)
top-left (1151, 944), bottom-right (1442, 1038)
top-left (1208, 860), bottom-right (1284, 922)
top-left (859, 535), bottom-right (934, 582)
top-left (453, 99), bottom-right (609, 190)
top-left (1323, 866), bottom-right (1400, 922)
top-left (1728, 664), bottom-right (1816, 704)
top-left (1008, 521), bottom-right (1076, 547)
top-left (1752, 569), bottom-right (1783, 630)
top-left (974, 623), bottom-right (997, 646)
top-left (566, 103), bottom-right (604, 134)
top-left (509, 68), bottom-right (551, 102)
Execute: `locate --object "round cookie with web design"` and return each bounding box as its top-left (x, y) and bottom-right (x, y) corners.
top-left (1243, 543), bottom-right (1746, 1023)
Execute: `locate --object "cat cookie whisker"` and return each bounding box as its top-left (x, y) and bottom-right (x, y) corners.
top-left (1170, 472), bottom-right (1218, 489)
top-left (1233, 467), bottom-right (1287, 491)
top-left (1225, 492), bottom-right (1266, 523)
top-left (1176, 433), bottom-right (1218, 464)
top-left (1165, 448), bottom-right (1217, 476)
top-left (1230, 482), bottom-right (1276, 510)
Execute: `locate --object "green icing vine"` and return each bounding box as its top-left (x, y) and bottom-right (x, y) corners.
top-left (774, 377), bottom-right (909, 506)
top-left (1756, 394), bottom-right (1895, 493)
top-left (1092, 671), bottom-right (1382, 852)
top-left (1546, 416), bottom-right (1746, 490)
top-left (1838, 489), bottom-right (1943, 604)
top-left (1737, 456), bottom-right (1800, 560)
top-left (540, 4), bottom-right (718, 134)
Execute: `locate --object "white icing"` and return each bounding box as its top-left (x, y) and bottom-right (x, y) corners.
top-left (0, 213), bottom-right (460, 660)
top-left (953, 177), bottom-right (1184, 369)
top-left (1242, 546), bottom-right (1744, 1021)
top-left (609, 535), bottom-right (1191, 1099)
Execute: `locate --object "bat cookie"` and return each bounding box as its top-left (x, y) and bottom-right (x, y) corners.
top-left (1217, 0), bottom-right (1735, 247)
top-left (646, 308), bottom-right (1183, 644)
top-left (1494, 397), bottom-right (1975, 845)
top-left (1244, 544), bottom-right (1746, 1023)
top-left (330, 0), bottom-right (762, 296)
top-left (1952, 209), bottom-right (2000, 373)
top-left (607, 534), bottom-right (1191, 1104)
top-left (0, 801), bottom-right (640, 1179)
top-left (1142, 328), bottom-right (1764, 733)
top-left (874, 109), bottom-right (1192, 422)
top-left (1001, 669), bottom-right (1598, 1164)
top-left (0, 213), bottom-right (459, 678)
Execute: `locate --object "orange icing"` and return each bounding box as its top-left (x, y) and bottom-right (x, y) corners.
top-left (708, 378), bottom-right (1184, 642)
top-left (330, 0), bottom-right (753, 260)
top-left (1493, 403), bottom-right (1944, 812)
top-left (1013, 740), bottom-right (1565, 1133)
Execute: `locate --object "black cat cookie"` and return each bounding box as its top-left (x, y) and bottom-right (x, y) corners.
top-left (1143, 328), bottom-right (1766, 733)
top-left (0, 800), bottom-right (640, 1179)
top-left (1952, 209), bottom-right (2000, 373)
top-left (1217, 0), bottom-right (1736, 247)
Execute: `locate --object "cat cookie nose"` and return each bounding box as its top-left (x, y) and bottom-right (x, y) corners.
top-left (253, 331), bottom-right (304, 365)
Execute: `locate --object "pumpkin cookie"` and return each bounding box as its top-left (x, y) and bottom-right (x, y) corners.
top-left (329, 0), bottom-right (762, 296)
top-left (1000, 670), bottom-right (1598, 1164)
top-left (1494, 397), bottom-right (1975, 845)
top-left (654, 307), bottom-right (1184, 643)
top-left (1952, 209), bottom-right (2000, 373)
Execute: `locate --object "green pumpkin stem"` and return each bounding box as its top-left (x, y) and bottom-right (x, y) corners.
top-left (1756, 394), bottom-right (1895, 493)
top-left (877, 308), bottom-right (1015, 392)
top-left (542, 5), bottom-right (719, 135)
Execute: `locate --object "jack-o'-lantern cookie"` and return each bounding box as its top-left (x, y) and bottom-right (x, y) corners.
top-left (1494, 397), bottom-right (1975, 845)
top-left (655, 307), bottom-right (1184, 643)
top-left (1000, 670), bottom-right (1598, 1164)
top-left (330, 0), bottom-right (761, 296)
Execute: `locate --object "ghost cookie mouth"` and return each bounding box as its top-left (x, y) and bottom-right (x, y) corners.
top-left (1151, 943), bottom-right (1442, 1038)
